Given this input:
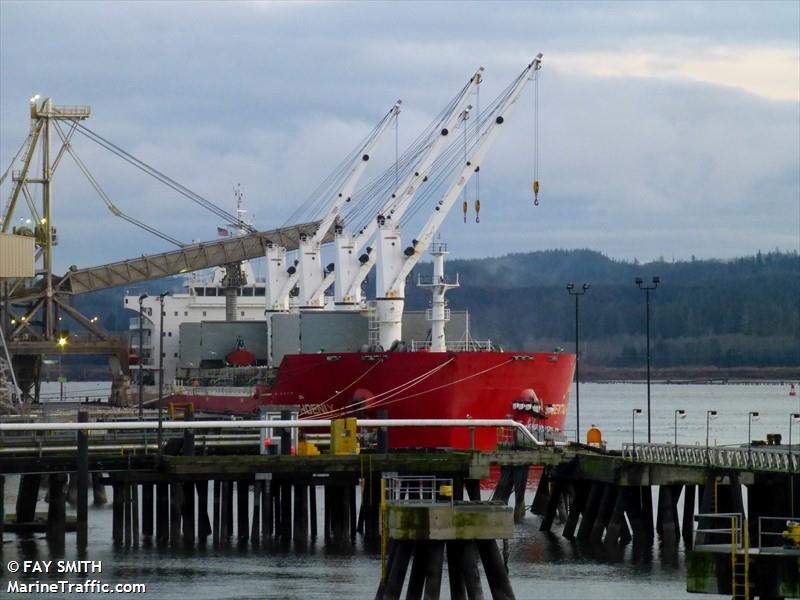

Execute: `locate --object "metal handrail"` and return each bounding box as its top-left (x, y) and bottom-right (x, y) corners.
top-left (385, 475), bottom-right (454, 506)
top-left (622, 442), bottom-right (798, 473)
top-left (758, 516), bottom-right (799, 553)
top-left (694, 512), bottom-right (743, 548)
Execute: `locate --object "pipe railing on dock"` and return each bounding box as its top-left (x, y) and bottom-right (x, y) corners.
top-left (0, 418), bottom-right (551, 446)
top-left (622, 442), bottom-right (798, 473)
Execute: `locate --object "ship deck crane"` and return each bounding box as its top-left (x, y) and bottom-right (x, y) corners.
top-left (329, 68), bottom-right (484, 308)
top-left (265, 101), bottom-right (401, 311)
top-left (375, 55), bottom-right (543, 350)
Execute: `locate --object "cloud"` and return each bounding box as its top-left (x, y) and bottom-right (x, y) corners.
top-left (0, 0), bottom-right (797, 272)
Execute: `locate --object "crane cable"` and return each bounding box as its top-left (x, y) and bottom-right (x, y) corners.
top-left (533, 66), bottom-right (541, 206)
top-left (55, 122), bottom-right (185, 247)
top-left (74, 123), bottom-right (252, 232)
top-left (474, 81), bottom-right (481, 223)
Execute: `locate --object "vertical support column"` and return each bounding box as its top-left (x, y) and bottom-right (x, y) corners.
top-left (349, 484), bottom-right (357, 541)
top-left (76, 410), bottom-right (89, 552)
top-left (213, 480), bottom-right (221, 546)
top-left (46, 472), bottom-right (67, 550)
top-left (251, 481), bottom-right (262, 546)
top-left (142, 483), bottom-right (154, 540)
top-left (196, 481), bottom-right (210, 542)
top-left (280, 480), bottom-right (292, 542)
top-left (478, 539), bottom-right (515, 600)
top-left (682, 484), bottom-right (695, 550)
top-left (169, 481), bottom-right (183, 547)
top-left (262, 477), bottom-right (272, 541)
top-left (0, 475), bottom-right (4, 545)
top-left (446, 541), bottom-right (467, 600)
top-left (563, 482), bottom-right (588, 540)
top-left (424, 541), bottom-right (446, 600)
top-left (156, 482), bottom-right (169, 546)
top-left (220, 481), bottom-right (230, 542)
top-left (182, 480), bottom-right (195, 547)
top-left (589, 484), bottom-right (616, 543)
top-left (309, 484), bottom-right (317, 540)
top-left (460, 541), bottom-right (484, 599)
top-left (293, 482), bottom-right (308, 543)
top-left (604, 485), bottom-right (629, 547)
top-left (123, 481), bottom-right (132, 548)
top-left (225, 480), bottom-right (234, 541)
top-left (16, 474), bottom-right (41, 524)
top-left (384, 540), bottom-right (414, 600)
top-left (641, 486), bottom-right (654, 545)
top-left (576, 483), bottom-right (602, 540)
top-left (112, 479), bottom-right (123, 547)
top-left (131, 483), bottom-right (140, 548)
top-left (323, 485), bottom-right (331, 544)
top-left (539, 478), bottom-right (564, 533)
top-left (92, 472), bottom-right (108, 505)
top-left (406, 541), bottom-right (428, 600)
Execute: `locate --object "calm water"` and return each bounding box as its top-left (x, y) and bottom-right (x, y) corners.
top-left (2, 382), bottom-right (797, 599)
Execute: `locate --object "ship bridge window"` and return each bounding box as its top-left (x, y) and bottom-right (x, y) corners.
top-left (195, 288), bottom-right (205, 296)
top-left (242, 288), bottom-right (254, 297)
top-left (255, 287), bottom-right (265, 296)
top-left (205, 288), bottom-right (217, 296)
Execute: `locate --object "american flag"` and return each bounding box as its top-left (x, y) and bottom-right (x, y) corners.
top-left (217, 227), bottom-right (230, 237)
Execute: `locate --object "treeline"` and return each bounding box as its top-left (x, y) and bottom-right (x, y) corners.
top-left (72, 249), bottom-right (800, 369)
top-left (405, 249), bottom-right (800, 368)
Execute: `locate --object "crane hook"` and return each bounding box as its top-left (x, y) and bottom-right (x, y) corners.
top-left (475, 198), bottom-right (481, 223)
top-left (533, 180), bottom-right (540, 206)
top-left (463, 199), bottom-right (468, 223)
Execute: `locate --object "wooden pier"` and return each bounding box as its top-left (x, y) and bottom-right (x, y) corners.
top-left (1, 412), bottom-right (798, 598)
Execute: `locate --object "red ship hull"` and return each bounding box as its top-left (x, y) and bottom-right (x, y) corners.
top-left (167, 350), bottom-right (575, 450)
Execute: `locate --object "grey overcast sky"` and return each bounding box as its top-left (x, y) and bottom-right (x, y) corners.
top-left (1, 1), bottom-right (798, 272)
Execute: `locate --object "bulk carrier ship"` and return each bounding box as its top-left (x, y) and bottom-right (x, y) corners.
top-left (124, 55), bottom-right (576, 450)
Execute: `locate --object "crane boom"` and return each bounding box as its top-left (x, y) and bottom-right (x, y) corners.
top-left (265, 101), bottom-right (401, 310)
top-left (333, 68), bottom-right (484, 305)
top-left (375, 55), bottom-right (543, 349)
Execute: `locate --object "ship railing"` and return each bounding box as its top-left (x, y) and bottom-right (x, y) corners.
top-left (757, 516), bottom-right (800, 554)
top-left (622, 442), bottom-right (798, 473)
top-left (385, 475), bottom-right (455, 506)
top-left (410, 339), bottom-right (495, 352)
top-left (175, 385), bottom-right (256, 397)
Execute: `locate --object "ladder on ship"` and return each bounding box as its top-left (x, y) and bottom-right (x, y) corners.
top-left (731, 515), bottom-right (750, 600)
top-left (367, 301), bottom-right (380, 349)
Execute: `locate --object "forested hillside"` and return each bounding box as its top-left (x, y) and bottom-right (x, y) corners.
top-left (404, 250), bottom-right (799, 369)
top-left (74, 250), bottom-right (799, 370)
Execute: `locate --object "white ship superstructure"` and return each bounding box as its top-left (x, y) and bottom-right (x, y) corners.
top-left (124, 262), bottom-right (264, 386)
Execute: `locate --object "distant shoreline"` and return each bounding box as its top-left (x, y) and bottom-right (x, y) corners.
top-left (582, 366), bottom-right (799, 384)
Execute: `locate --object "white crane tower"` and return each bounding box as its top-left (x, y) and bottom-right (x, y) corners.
top-left (374, 55), bottom-right (543, 350)
top-left (332, 68), bottom-right (484, 308)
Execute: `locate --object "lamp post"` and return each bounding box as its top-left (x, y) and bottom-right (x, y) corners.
top-left (635, 276), bottom-right (659, 443)
top-left (632, 408), bottom-right (642, 447)
top-left (790, 413), bottom-right (800, 468)
top-left (791, 413), bottom-right (800, 516)
top-left (748, 411), bottom-right (759, 466)
top-left (566, 282), bottom-right (590, 443)
top-left (674, 409), bottom-right (686, 446)
top-left (157, 292), bottom-right (170, 457)
top-left (706, 410), bottom-right (718, 465)
top-left (137, 294), bottom-right (148, 420)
